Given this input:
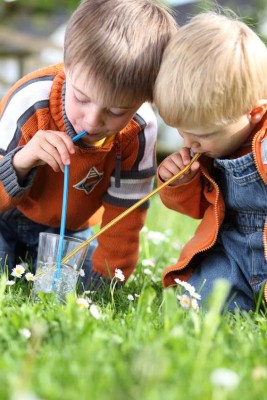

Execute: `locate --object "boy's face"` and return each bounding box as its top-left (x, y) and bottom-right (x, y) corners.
top-left (177, 114), bottom-right (254, 158)
top-left (65, 70), bottom-right (142, 144)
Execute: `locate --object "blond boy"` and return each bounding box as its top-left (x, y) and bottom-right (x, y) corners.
top-left (154, 11), bottom-right (267, 311)
top-left (0, 0), bottom-right (177, 289)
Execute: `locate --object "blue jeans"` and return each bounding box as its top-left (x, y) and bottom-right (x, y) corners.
top-left (0, 210), bottom-right (98, 290)
top-left (188, 223), bottom-right (266, 311)
top-left (189, 153), bottom-right (267, 312)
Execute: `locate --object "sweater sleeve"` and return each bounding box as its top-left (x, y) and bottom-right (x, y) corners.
top-left (0, 71), bottom-right (53, 211)
top-left (0, 147), bottom-right (36, 209)
top-left (92, 103), bottom-right (157, 280)
top-left (157, 169), bottom-right (208, 219)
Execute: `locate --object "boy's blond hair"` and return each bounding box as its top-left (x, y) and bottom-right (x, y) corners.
top-left (64, 0), bottom-right (177, 105)
top-left (154, 11), bottom-right (267, 127)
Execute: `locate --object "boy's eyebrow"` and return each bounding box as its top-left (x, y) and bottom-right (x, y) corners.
top-left (183, 130), bottom-right (218, 136)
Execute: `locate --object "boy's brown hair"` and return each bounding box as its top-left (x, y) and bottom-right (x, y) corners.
top-left (154, 11), bottom-right (267, 127)
top-left (64, 0), bottom-right (177, 105)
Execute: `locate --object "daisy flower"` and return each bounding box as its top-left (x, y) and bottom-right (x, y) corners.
top-left (146, 230), bottom-right (167, 244)
top-left (19, 328), bottom-right (31, 339)
top-left (25, 272), bottom-right (35, 281)
top-left (89, 304), bottom-right (102, 320)
top-left (142, 259), bottom-right (156, 268)
top-left (76, 297), bottom-right (90, 309)
top-left (143, 268), bottom-right (152, 275)
top-left (114, 268), bottom-right (125, 282)
top-left (11, 264), bottom-right (25, 278)
top-left (177, 294), bottom-right (191, 309)
top-left (6, 280), bottom-right (15, 286)
top-left (210, 368), bottom-right (240, 389)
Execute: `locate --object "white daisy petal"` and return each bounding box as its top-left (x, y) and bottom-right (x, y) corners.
top-left (19, 328), bottom-right (31, 339)
top-left (25, 273), bottom-right (35, 281)
top-left (143, 268), bottom-right (152, 275)
top-left (11, 264), bottom-right (25, 278)
top-left (6, 280), bottom-right (15, 286)
top-left (114, 268), bottom-right (125, 282)
top-left (76, 298), bottom-right (89, 309)
top-left (210, 368), bottom-right (240, 389)
top-left (89, 304), bottom-right (102, 319)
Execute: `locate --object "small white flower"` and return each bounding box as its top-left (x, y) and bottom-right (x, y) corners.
top-left (164, 229), bottom-right (173, 236)
top-left (142, 259), bottom-right (156, 268)
top-left (79, 269), bottom-right (85, 277)
top-left (175, 279), bottom-right (201, 297)
top-left (89, 304), bottom-right (102, 320)
top-left (11, 264), bottom-right (25, 278)
top-left (177, 294), bottom-right (191, 309)
top-left (19, 328), bottom-right (31, 339)
top-left (114, 268), bottom-right (125, 282)
top-left (6, 280), bottom-right (15, 286)
top-left (12, 389), bottom-right (40, 400)
top-left (174, 278), bottom-right (183, 285)
top-left (210, 368), bottom-right (240, 389)
top-left (127, 294), bottom-right (134, 301)
top-left (182, 281), bottom-right (196, 293)
top-left (172, 241), bottom-right (183, 251)
top-left (143, 268), bottom-right (152, 275)
top-left (134, 293), bottom-right (140, 298)
top-left (141, 226), bottom-right (148, 233)
top-left (146, 230), bottom-right (167, 244)
top-left (190, 291), bottom-right (201, 300)
top-left (25, 272), bottom-right (35, 282)
top-left (84, 290), bottom-right (96, 295)
top-left (191, 298), bottom-right (200, 311)
top-left (76, 297), bottom-right (90, 309)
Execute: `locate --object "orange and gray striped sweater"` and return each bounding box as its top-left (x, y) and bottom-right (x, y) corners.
top-left (0, 63), bottom-right (157, 280)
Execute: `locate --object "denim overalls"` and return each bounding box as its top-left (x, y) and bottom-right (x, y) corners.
top-left (188, 152), bottom-right (267, 311)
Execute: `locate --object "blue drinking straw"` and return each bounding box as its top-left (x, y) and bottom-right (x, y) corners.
top-left (54, 130), bottom-right (87, 283)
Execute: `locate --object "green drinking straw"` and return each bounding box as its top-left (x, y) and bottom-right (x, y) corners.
top-left (54, 130), bottom-right (87, 283)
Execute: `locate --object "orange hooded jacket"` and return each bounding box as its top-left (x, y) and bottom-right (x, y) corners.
top-left (158, 117), bottom-right (267, 303)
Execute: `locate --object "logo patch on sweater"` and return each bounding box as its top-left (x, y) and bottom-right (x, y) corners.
top-left (73, 167), bottom-right (104, 194)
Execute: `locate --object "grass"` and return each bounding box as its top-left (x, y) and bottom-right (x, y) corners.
top-left (0, 197), bottom-right (267, 400)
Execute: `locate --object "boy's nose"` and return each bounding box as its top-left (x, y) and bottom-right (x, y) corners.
top-left (183, 136), bottom-right (193, 147)
top-left (85, 104), bottom-right (103, 128)
top-left (184, 136), bottom-right (200, 150)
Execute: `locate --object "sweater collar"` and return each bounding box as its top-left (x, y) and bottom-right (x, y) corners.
top-left (50, 68), bottom-right (66, 133)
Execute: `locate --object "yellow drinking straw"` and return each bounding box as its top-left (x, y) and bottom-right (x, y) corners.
top-left (62, 152), bottom-right (201, 263)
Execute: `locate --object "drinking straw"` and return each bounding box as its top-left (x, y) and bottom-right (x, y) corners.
top-left (54, 130), bottom-right (87, 282)
top-left (61, 152), bottom-right (201, 264)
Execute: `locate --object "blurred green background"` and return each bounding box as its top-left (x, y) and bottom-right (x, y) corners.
top-left (0, 0), bottom-right (266, 156)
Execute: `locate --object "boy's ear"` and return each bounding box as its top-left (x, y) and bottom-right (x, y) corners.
top-left (249, 100), bottom-right (267, 124)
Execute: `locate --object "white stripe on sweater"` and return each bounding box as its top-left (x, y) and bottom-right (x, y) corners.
top-left (136, 102), bottom-right (157, 170)
top-left (107, 176), bottom-right (154, 200)
top-left (0, 80), bottom-right (53, 151)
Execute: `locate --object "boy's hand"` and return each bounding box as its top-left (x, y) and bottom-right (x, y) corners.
top-left (158, 147), bottom-right (200, 186)
top-left (12, 130), bottom-right (76, 182)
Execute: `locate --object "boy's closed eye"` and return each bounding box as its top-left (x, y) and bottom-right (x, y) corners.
top-left (180, 130), bottom-right (219, 140)
top-left (75, 96), bottom-right (88, 105)
top-left (107, 109), bottom-right (127, 118)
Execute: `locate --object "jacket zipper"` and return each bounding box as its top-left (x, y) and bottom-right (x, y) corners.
top-left (164, 167), bottom-right (222, 276)
top-left (252, 132), bottom-right (267, 303)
